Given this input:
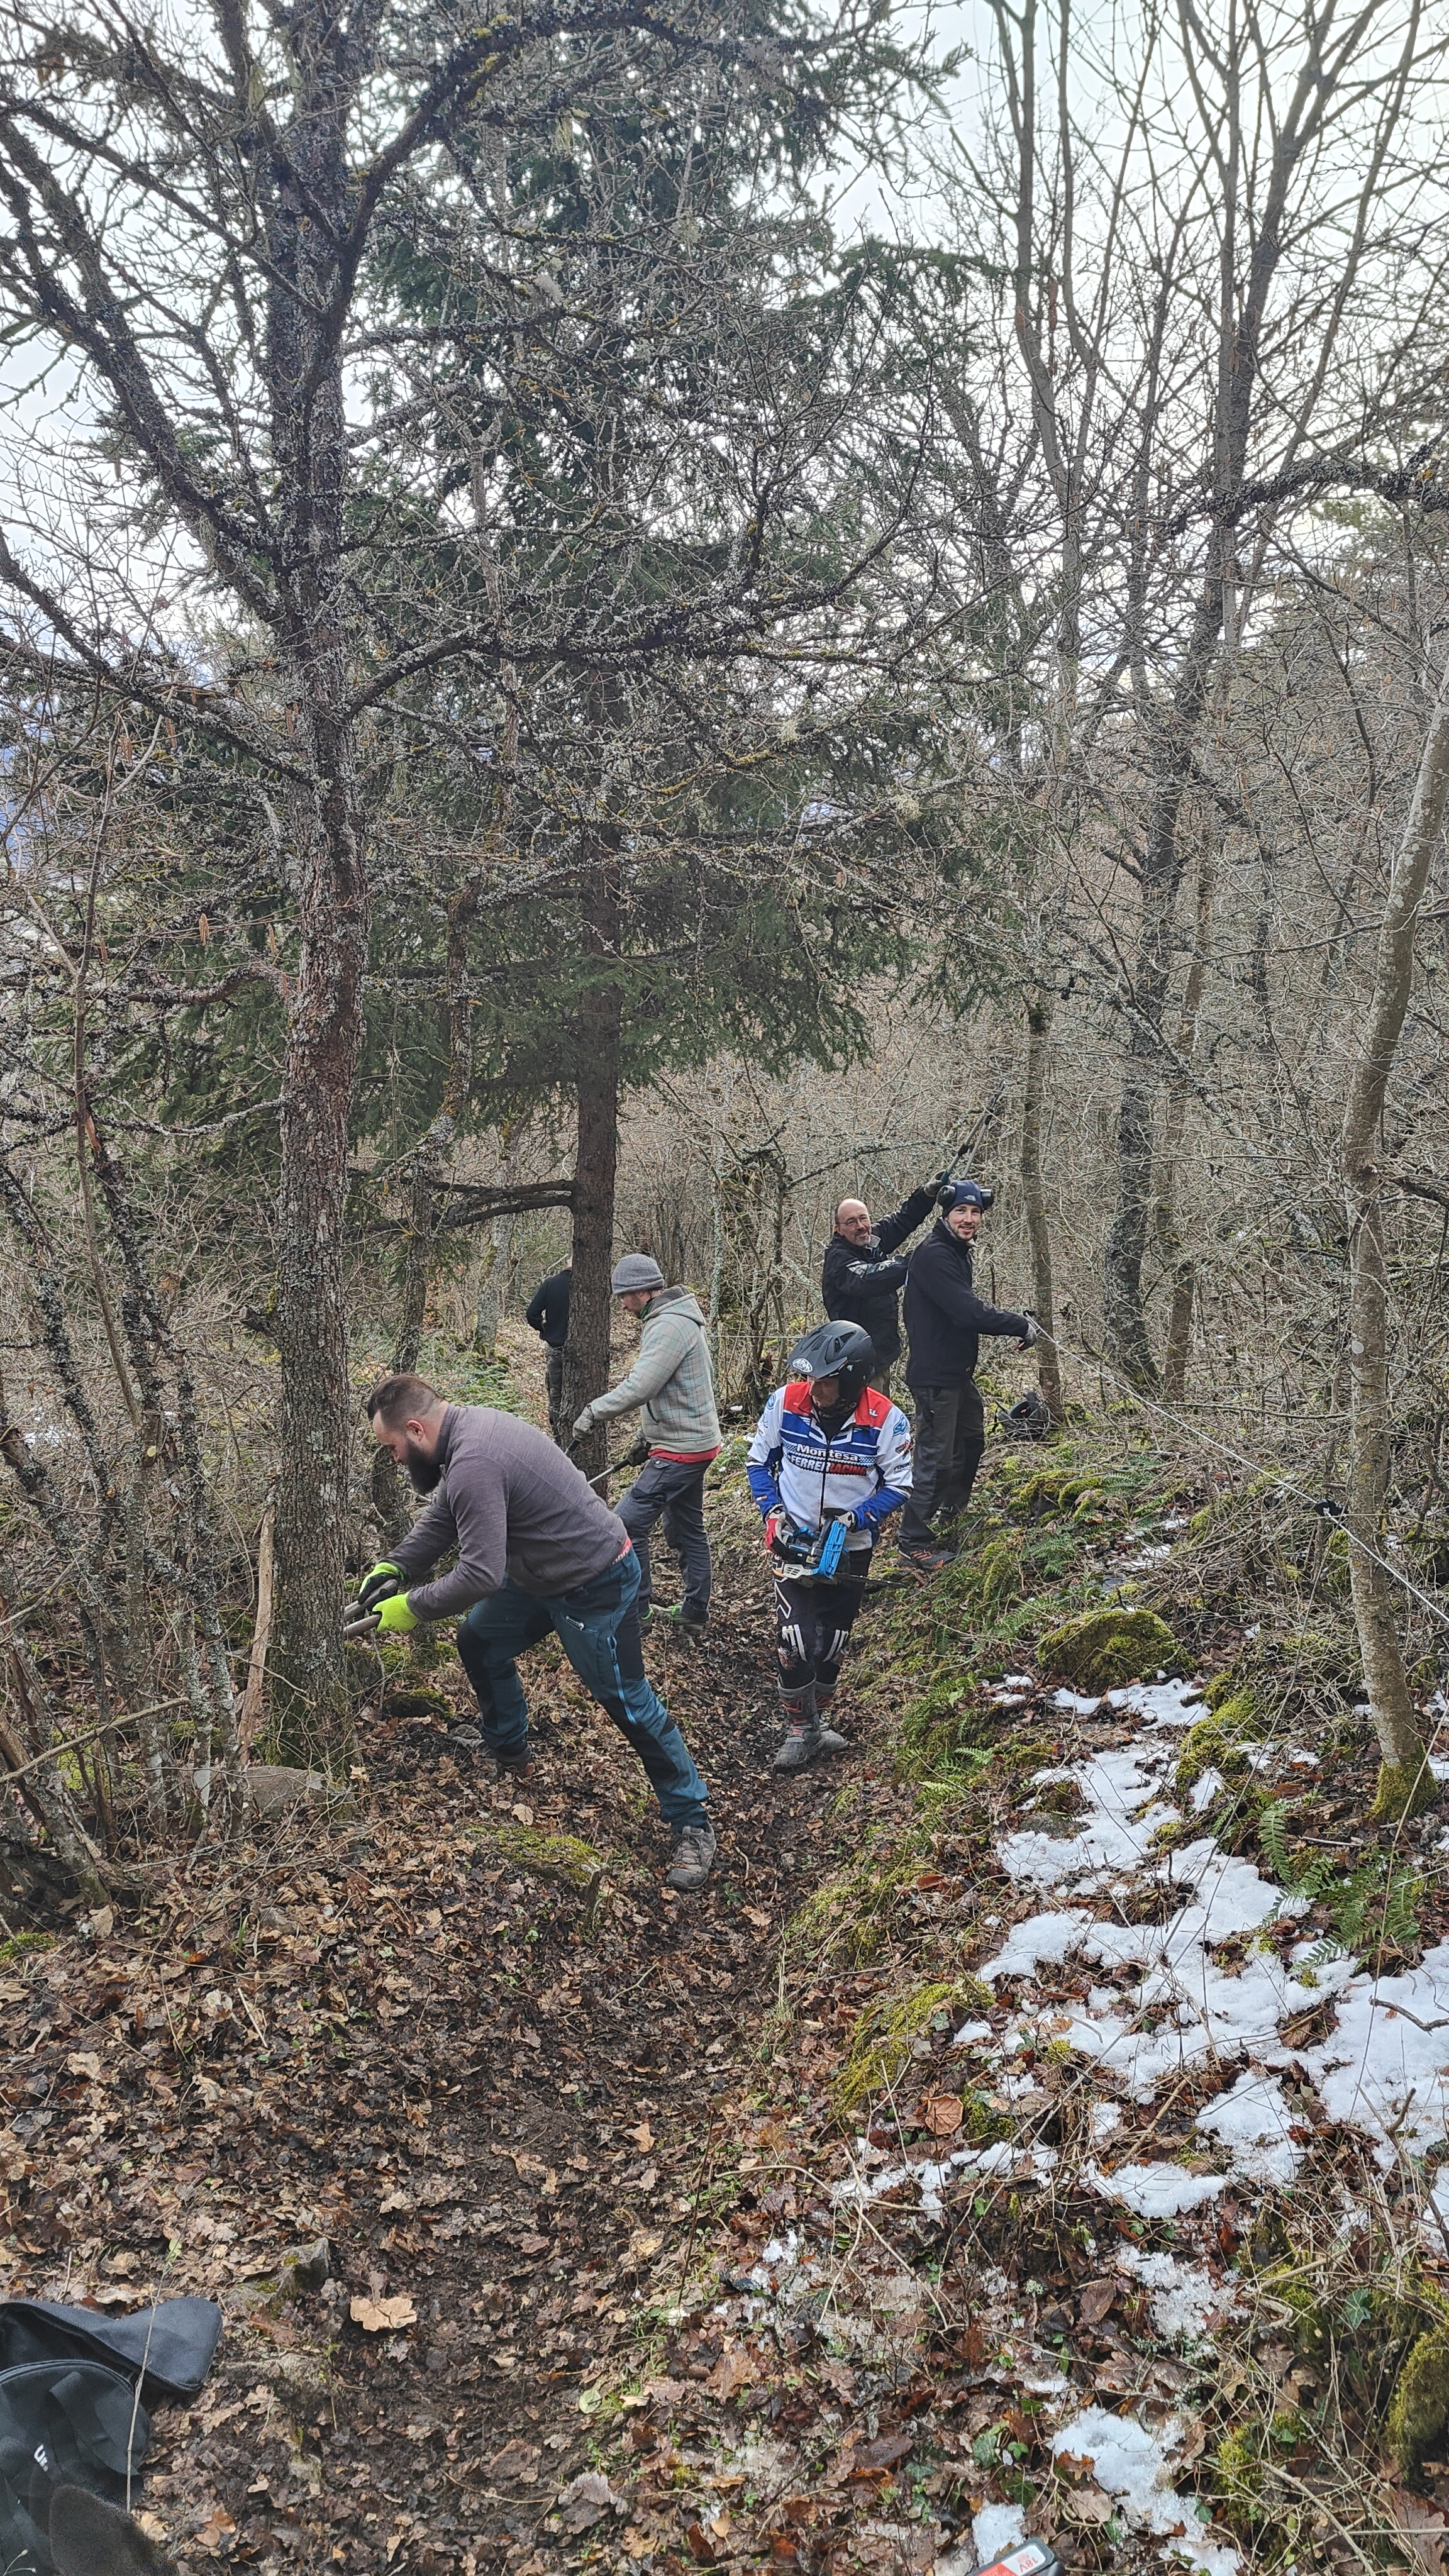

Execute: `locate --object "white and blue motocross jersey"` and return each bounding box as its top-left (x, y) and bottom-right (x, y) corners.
top-left (746, 1380), bottom-right (913, 1548)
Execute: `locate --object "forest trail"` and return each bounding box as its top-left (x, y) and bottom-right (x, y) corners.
top-left (6, 1438), bottom-right (1449, 2576)
top-left (0, 1519), bottom-right (919, 2573)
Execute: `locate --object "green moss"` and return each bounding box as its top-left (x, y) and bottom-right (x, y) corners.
top-left (1174, 1697), bottom-right (1260, 1799)
top-left (833, 1979), bottom-right (1002, 2121)
top-left (1202, 1671), bottom-right (1238, 1709)
top-left (380, 1687), bottom-right (454, 1724)
top-left (1259, 2265), bottom-right (1329, 2364)
top-left (1370, 1758), bottom-right (1439, 1823)
top-left (785, 1834), bottom-right (926, 1967)
top-left (1211, 2426), bottom-right (1263, 2529)
top-left (0, 1932), bottom-right (56, 1963)
top-left (1037, 1606), bottom-right (1179, 1692)
top-left (469, 1824), bottom-right (607, 1889)
top-left (1389, 2318), bottom-right (1449, 2472)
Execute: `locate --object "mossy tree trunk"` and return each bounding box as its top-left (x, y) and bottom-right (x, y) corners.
top-left (1340, 675), bottom-right (1449, 1821)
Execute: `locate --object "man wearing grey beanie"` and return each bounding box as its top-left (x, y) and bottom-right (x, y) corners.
top-left (574, 1255), bottom-right (721, 1636)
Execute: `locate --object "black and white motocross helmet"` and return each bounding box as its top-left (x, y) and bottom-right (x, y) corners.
top-left (787, 1321), bottom-right (875, 1409)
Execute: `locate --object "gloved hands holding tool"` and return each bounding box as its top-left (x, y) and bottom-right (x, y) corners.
top-left (344, 1558), bottom-right (411, 1639)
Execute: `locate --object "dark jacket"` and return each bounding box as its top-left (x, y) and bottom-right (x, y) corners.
top-left (903, 1220), bottom-right (1030, 1390)
top-left (821, 1186), bottom-right (936, 1368)
top-left (525, 1268), bottom-right (571, 1349)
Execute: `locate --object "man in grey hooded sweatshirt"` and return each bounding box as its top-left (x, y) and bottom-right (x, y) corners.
top-left (574, 1255), bottom-right (720, 1635)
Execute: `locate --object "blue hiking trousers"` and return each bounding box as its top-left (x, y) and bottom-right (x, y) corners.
top-left (455, 1545), bottom-right (708, 1829)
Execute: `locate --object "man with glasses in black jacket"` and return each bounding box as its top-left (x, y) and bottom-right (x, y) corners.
top-left (821, 1174), bottom-right (945, 1394)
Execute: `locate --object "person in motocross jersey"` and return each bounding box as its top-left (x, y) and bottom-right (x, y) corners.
top-left (746, 1322), bottom-right (912, 1772)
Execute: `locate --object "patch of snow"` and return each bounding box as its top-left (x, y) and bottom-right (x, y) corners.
top-left (979, 1910), bottom-right (1091, 1982)
top-left (1050, 1689), bottom-right (1101, 1713)
top-left (1052, 2409), bottom-right (1239, 2573)
top-left (1118, 2246), bottom-right (1227, 2340)
top-left (969, 2501), bottom-right (1028, 2562)
top-left (1285, 1945), bottom-right (1449, 2162)
top-left (1190, 1767), bottom-right (1224, 1814)
top-left (950, 2019), bottom-right (994, 2047)
top-left (1085, 2160), bottom-right (1227, 2217)
top-left (997, 1738), bottom-right (1182, 1885)
top-left (998, 1675), bottom-right (1034, 1690)
top-left (1195, 2070), bottom-right (1304, 2186)
top-left (1090, 2102), bottom-right (1123, 2140)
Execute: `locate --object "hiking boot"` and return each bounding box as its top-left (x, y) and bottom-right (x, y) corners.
top-left (899, 1541), bottom-right (957, 1577)
top-left (663, 1604), bottom-right (708, 1637)
top-left (494, 1748), bottom-right (533, 1782)
top-left (774, 1722), bottom-right (850, 1771)
top-left (665, 1822), bottom-right (717, 1890)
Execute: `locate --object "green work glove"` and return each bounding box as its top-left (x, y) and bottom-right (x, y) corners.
top-left (375, 1592), bottom-right (418, 1635)
top-left (357, 1560), bottom-right (402, 1611)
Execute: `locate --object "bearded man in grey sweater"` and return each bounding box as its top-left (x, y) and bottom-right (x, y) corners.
top-left (355, 1373), bottom-right (715, 1889)
top-left (573, 1255), bottom-right (721, 1638)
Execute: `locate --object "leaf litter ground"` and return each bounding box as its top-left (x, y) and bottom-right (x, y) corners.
top-left (6, 1448), bottom-right (1449, 2575)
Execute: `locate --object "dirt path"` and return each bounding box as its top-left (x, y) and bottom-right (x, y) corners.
top-left (0, 1537), bottom-right (909, 2573)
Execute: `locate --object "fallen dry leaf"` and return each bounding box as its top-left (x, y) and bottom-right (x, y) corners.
top-left (1390, 2494), bottom-right (1449, 2576)
top-left (66, 2052), bottom-right (108, 2084)
top-left (556, 2471), bottom-right (618, 2533)
top-left (1061, 2485), bottom-right (1114, 2526)
top-left (921, 2094), bottom-right (963, 2137)
top-left (194, 2506), bottom-right (238, 2553)
top-left (628, 2121), bottom-right (654, 2150)
top-left (704, 2343), bottom-right (758, 2401)
top-left (1078, 2276), bottom-right (1119, 2326)
top-left (350, 2293), bottom-right (417, 2332)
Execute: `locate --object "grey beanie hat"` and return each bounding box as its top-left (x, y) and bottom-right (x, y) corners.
top-left (611, 1253), bottom-right (665, 1294)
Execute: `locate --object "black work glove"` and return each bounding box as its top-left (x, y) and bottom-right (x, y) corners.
top-left (626, 1434), bottom-right (652, 1466)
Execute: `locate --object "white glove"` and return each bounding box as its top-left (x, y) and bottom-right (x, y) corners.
top-left (572, 1405), bottom-right (595, 1437)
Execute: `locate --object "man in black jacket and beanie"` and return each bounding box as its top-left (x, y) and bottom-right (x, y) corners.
top-left (899, 1181), bottom-right (1037, 1570)
top-left (821, 1177), bottom-right (943, 1392)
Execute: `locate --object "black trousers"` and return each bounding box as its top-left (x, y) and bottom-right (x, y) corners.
top-left (899, 1380), bottom-right (985, 1545)
top-left (772, 1571), bottom-right (866, 1720)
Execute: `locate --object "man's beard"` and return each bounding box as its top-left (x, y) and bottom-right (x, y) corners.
top-left (404, 1440), bottom-right (442, 1494)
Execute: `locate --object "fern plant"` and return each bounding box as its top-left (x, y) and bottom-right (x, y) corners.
top-left (1259, 1801), bottom-right (1424, 1963)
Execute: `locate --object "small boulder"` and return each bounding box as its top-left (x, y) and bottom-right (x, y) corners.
top-left (243, 1765), bottom-right (355, 1819)
top-left (1037, 1606), bottom-right (1179, 1692)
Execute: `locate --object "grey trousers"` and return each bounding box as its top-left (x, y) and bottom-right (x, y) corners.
top-left (616, 1455), bottom-right (713, 1621)
top-left (899, 1380), bottom-right (985, 1544)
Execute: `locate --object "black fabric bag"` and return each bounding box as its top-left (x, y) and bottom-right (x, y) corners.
top-left (0, 2358), bottom-right (148, 2573)
top-left (0, 2298), bottom-right (222, 2404)
top-left (0, 2297), bottom-right (221, 2573)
